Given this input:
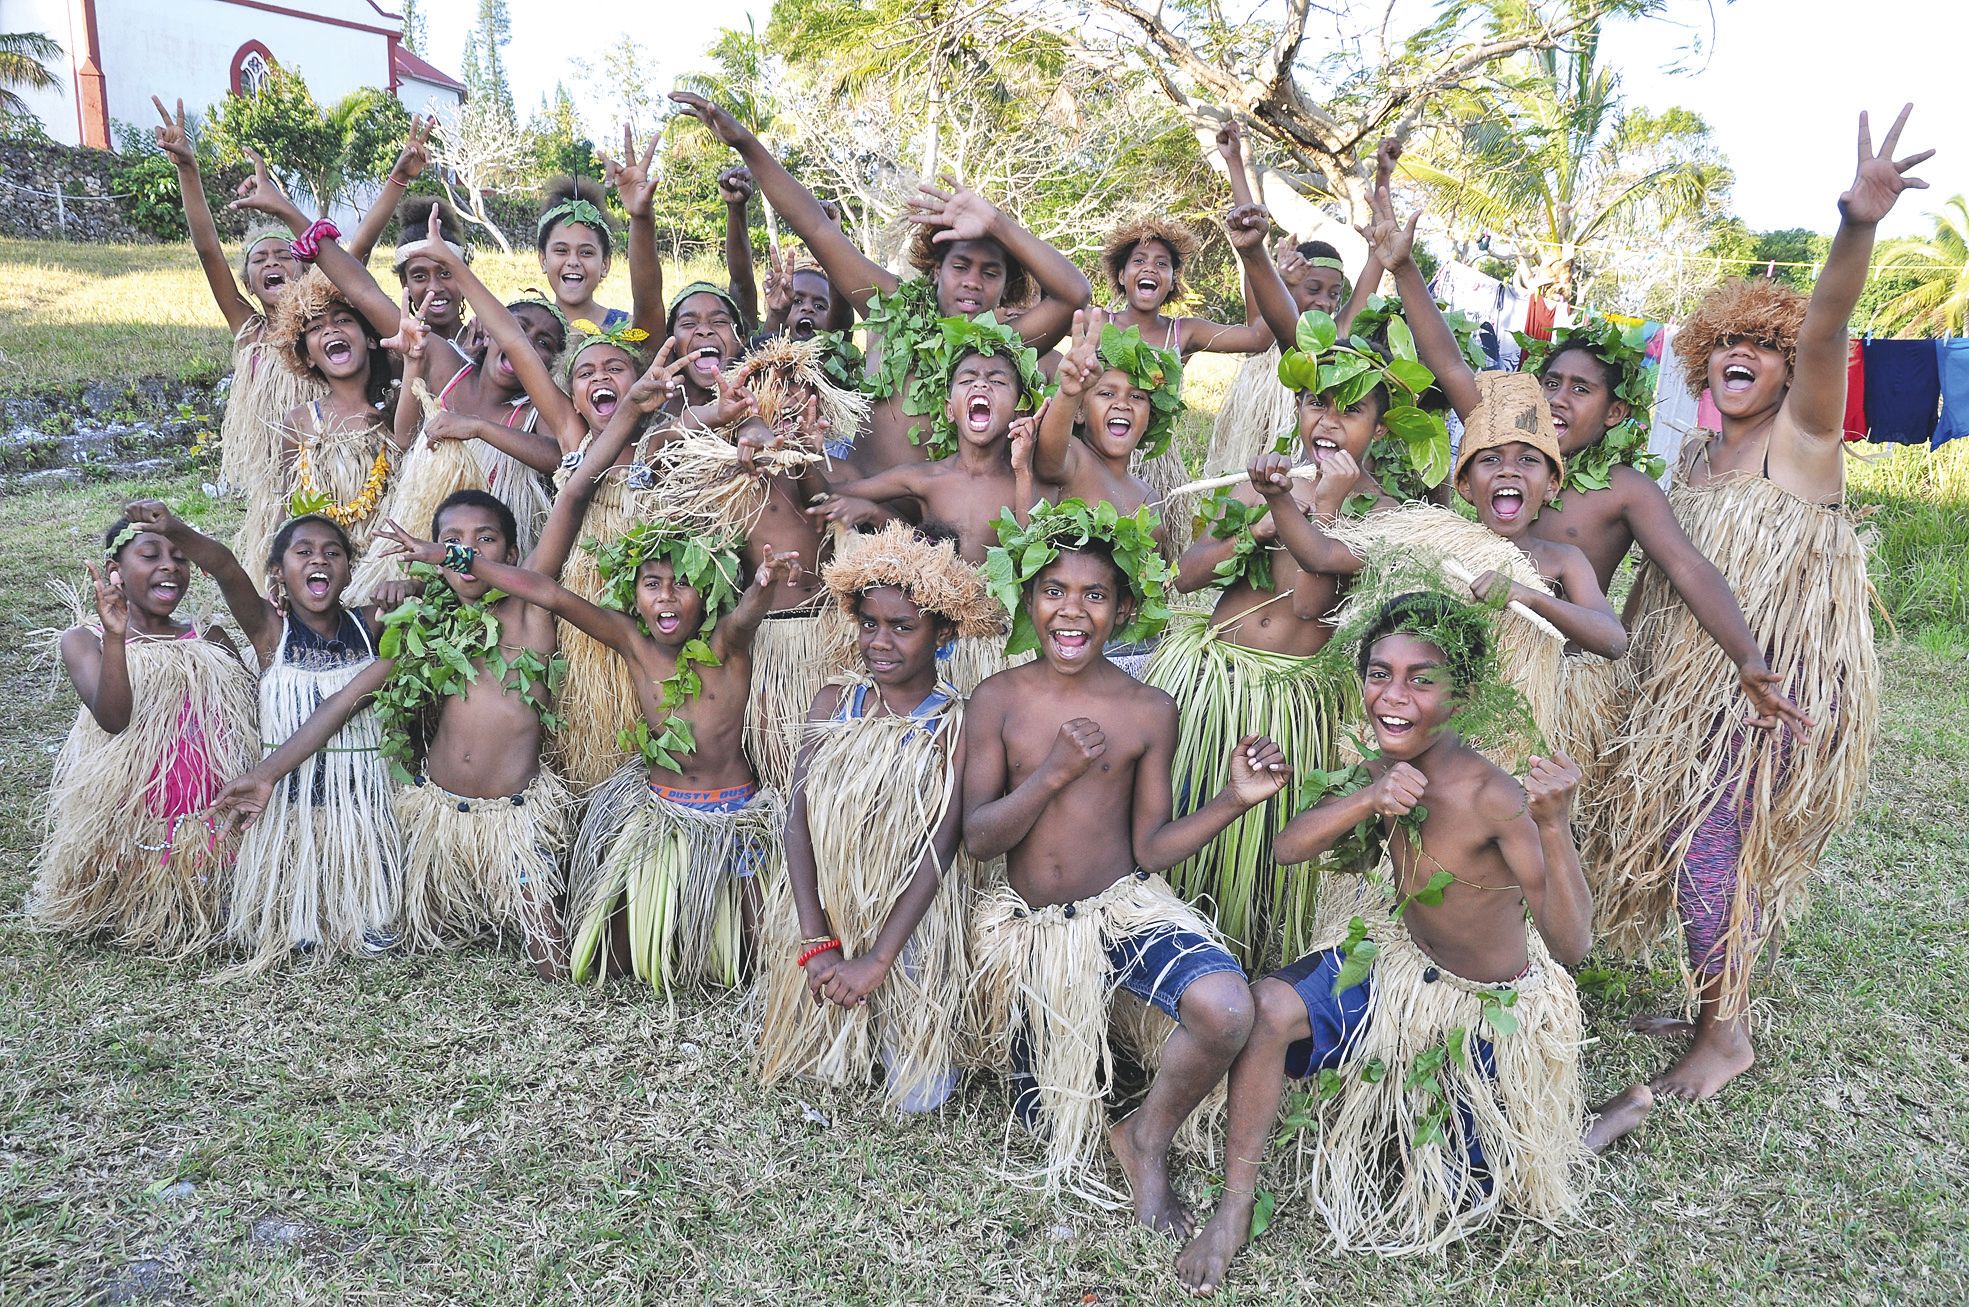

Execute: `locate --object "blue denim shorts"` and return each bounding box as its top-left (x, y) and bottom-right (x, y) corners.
top-left (1107, 913), bottom-right (1246, 1021)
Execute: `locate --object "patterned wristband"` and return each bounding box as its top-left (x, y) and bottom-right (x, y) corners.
top-left (442, 542), bottom-right (476, 574)
top-left (289, 217), bottom-right (343, 263)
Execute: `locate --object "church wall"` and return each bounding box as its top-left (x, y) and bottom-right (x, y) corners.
top-left (5, 0), bottom-right (83, 145)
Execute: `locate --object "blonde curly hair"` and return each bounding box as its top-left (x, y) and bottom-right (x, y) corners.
top-left (264, 267), bottom-right (350, 378)
top-left (822, 521), bottom-right (1005, 639)
top-left (1673, 279), bottom-right (1809, 397)
top-left (1100, 217), bottom-right (1201, 303)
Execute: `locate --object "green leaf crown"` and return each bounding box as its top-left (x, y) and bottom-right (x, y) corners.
top-left (982, 498), bottom-right (1171, 656)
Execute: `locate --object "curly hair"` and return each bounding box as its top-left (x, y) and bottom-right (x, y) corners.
top-left (265, 267), bottom-right (392, 403)
top-left (1673, 278), bottom-right (1809, 397)
top-left (824, 521), bottom-right (1004, 639)
top-left (1100, 217), bottom-right (1201, 302)
top-left (905, 223), bottom-right (1035, 311)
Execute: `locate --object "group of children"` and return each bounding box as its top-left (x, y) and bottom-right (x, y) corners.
top-left (29, 88), bottom-right (1930, 1286)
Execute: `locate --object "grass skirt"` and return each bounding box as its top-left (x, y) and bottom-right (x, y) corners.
top-left (1282, 905), bottom-right (1590, 1254)
top-left (566, 764), bottom-right (784, 993)
top-left (1203, 346), bottom-right (1294, 475)
top-left (1142, 614), bottom-right (1349, 969)
top-left (551, 475), bottom-right (642, 789)
top-left (1554, 652), bottom-right (1623, 772)
top-left (392, 768), bottom-right (571, 953)
top-left (474, 441), bottom-right (549, 560)
top-left (969, 872), bottom-right (1222, 1198)
top-left (746, 609), bottom-right (855, 793)
top-left (30, 630), bottom-right (257, 956)
top-left (1325, 504), bottom-right (1563, 763)
top-left (222, 655), bottom-right (401, 974)
top-left (217, 321), bottom-right (319, 502)
top-left (757, 681), bottom-right (977, 1107)
top-left (1581, 472), bottom-right (1877, 1015)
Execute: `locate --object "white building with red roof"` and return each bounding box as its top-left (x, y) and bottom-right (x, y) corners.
top-left (8, 0), bottom-right (463, 148)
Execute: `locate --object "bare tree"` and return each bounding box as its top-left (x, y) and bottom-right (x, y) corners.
top-left (430, 103), bottom-right (528, 253)
top-left (1016, 0), bottom-right (1656, 228)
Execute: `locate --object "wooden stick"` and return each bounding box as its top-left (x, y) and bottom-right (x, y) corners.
top-left (1441, 559), bottom-right (1565, 641)
top-left (1162, 464), bottom-right (1317, 500)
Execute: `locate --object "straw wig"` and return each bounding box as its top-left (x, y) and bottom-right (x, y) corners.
top-left (1100, 216), bottom-right (1202, 301)
top-left (266, 267), bottom-right (359, 378)
top-left (1673, 278), bottom-right (1809, 399)
top-left (822, 522), bottom-right (1003, 640)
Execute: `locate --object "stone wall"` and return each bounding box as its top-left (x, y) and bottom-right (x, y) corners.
top-left (0, 137), bottom-right (155, 243)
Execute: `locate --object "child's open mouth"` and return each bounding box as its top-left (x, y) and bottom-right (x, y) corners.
top-left (1375, 713), bottom-right (1414, 739)
top-left (425, 294), bottom-right (451, 316)
top-left (303, 568), bottom-right (331, 599)
top-left (149, 580), bottom-right (181, 603)
top-left (1722, 364), bottom-right (1755, 393)
top-left (1310, 436), bottom-right (1341, 462)
top-left (689, 349), bottom-right (723, 382)
top-left (323, 338), bottom-right (353, 364)
top-left (1490, 486), bottom-right (1525, 521)
top-left (952, 293), bottom-right (984, 315)
top-left (1135, 276), bottom-right (1159, 298)
top-left (792, 314), bottom-right (816, 338)
top-left (1105, 416), bottom-right (1133, 441)
top-left (653, 610), bottom-right (682, 635)
top-left (1047, 627), bottom-right (1091, 659)
top-left (262, 270), bottom-right (287, 291)
top-left (965, 394), bottom-right (993, 432)
top-left (560, 271), bottom-right (586, 291)
top-left (590, 384), bottom-right (618, 418)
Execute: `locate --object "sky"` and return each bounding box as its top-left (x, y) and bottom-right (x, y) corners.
top-left (409, 0), bottom-right (1961, 239)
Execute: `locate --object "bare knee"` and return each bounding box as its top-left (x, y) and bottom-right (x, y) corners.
top-left (1180, 972), bottom-right (1255, 1055)
top-left (1251, 977), bottom-right (1311, 1046)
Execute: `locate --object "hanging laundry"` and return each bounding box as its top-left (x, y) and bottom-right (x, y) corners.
top-left (1842, 339), bottom-right (1867, 442)
top-left (1862, 339), bottom-right (1941, 445)
top-left (1934, 338), bottom-right (1969, 448)
top-left (1648, 323), bottom-right (1699, 483)
top-left (1696, 388), bottom-right (1723, 431)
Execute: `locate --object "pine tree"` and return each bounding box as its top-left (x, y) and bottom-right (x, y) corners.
top-left (400, 0), bottom-right (426, 56)
top-left (471, 0), bottom-right (515, 130)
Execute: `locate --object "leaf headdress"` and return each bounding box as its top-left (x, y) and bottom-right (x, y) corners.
top-left (1277, 308), bottom-right (1452, 500)
top-left (1514, 314), bottom-right (1662, 493)
top-left (983, 498), bottom-right (1171, 655)
top-left (860, 284), bottom-right (1045, 458)
top-left (1092, 323), bottom-right (1184, 459)
top-left (559, 316), bottom-right (650, 385)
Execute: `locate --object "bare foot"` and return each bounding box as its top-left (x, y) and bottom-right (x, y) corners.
top-left (1628, 1012), bottom-right (1696, 1042)
top-left (1176, 1196), bottom-right (1254, 1296)
top-left (1109, 1116), bottom-right (1194, 1238)
top-left (1651, 1020), bottom-right (1754, 1100)
top-left (1583, 1082), bottom-right (1653, 1153)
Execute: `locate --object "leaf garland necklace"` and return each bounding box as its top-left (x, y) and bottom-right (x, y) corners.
top-left (292, 440), bottom-right (391, 528)
top-left (373, 564), bottom-right (566, 784)
top-left (1514, 315), bottom-right (1663, 500)
top-left (588, 523), bottom-right (745, 774)
top-left (1197, 482), bottom-right (1373, 594)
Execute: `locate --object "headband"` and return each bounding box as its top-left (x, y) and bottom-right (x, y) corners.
top-left (392, 236), bottom-right (470, 272)
top-left (667, 279), bottom-right (742, 323)
top-left (106, 523), bottom-right (142, 557)
top-left (1306, 256), bottom-right (1346, 272)
top-left (537, 197), bottom-right (613, 241)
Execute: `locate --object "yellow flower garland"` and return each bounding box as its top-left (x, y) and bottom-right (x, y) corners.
top-left (293, 440), bottom-right (392, 528)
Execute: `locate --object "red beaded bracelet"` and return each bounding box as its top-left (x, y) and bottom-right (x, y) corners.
top-left (795, 939), bottom-right (842, 969)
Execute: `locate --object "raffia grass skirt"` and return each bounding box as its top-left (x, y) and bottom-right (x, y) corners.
top-left (757, 689), bottom-right (978, 1107)
top-left (392, 768), bottom-right (571, 953)
top-left (1204, 346), bottom-right (1295, 476)
top-left (1277, 910), bottom-right (1590, 1255)
top-left (1142, 615), bottom-right (1349, 970)
top-left (567, 764), bottom-right (784, 993)
top-left (745, 609), bottom-right (855, 793)
top-left (1581, 471), bottom-right (1877, 1015)
top-left (969, 872), bottom-right (1226, 1200)
top-left (217, 327), bottom-right (319, 501)
top-left (551, 477), bottom-right (644, 790)
top-left (30, 631), bottom-right (258, 957)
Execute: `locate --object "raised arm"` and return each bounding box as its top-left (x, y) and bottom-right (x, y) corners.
top-left (1274, 761), bottom-right (1424, 865)
top-left (712, 547), bottom-right (801, 661)
top-left (906, 177), bottom-right (1093, 349)
top-left (1618, 470), bottom-right (1808, 733)
top-left (672, 92), bottom-right (897, 311)
top-left (406, 210), bottom-right (584, 441)
top-left (227, 148), bottom-right (409, 347)
top-left (1788, 106), bottom-right (1932, 441)
top-left (151, 96), bottom-right (256, 333)
top-left (124, 500), bottom-right (277, 657)
top-left (718, 165), bottom-right (761, 329)
top-left (1364, 149), bottom-right (1481, 420)
top-left (1035, 310), bottom-right (1102, 483)
top-left (1224, 204), bottom-right (1301, 347)
top-left (604, 125), bottom-right (668, 341)
top-left (1506, 755), bottom-right (1592, 967)
top-left (345, 115), bottom-right (434, 264)
top-left (1335, 249), bottom-right (1382, 335)
top-left (1214, 118), bottom-right (1257, 208)
top-left (1133, 707), bottom-right (1288, 872)
top-left (62, 567), bottom-right (134, 733)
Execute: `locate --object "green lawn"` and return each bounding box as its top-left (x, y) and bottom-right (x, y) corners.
top-left (2, 474), bottom-right (1966, 1304)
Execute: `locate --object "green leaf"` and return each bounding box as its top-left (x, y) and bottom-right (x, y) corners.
top-left (1248, 1188), bottom-right (1278, 1239)
top-left (1296, 309), bottom-right (1338, 355)
top-left (1384, 313), bottom-right (1417, 362)
top-left (1331, 937), bottom-right (1378, 996)
top-left (1385, 357), bottom-right (1434, 395)
top-left (1409, 868), bottom-right (1455, 908)
top-left (1360, 1057), bottom-right (1387, 1084)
